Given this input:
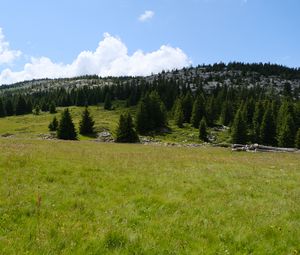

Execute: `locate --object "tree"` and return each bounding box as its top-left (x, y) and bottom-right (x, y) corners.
top-left (231, 109), bottom-right (247, 144)
top-left (49, 102), bottom-right (57, 114)
top-left (57, 108), bottom-right (77, 140)
top-left (79, 107), bottom-right (95, 135)
top-left (199, 117), bottom-right (208, 142)
top-left (260, 104), bottom-right (276, 146)
top-left (221, 101), bottom-right (234, 126)
top-left (295, 128), bottom-right (300, 149)
top-left (191, 96), bottom-right (205, 128)
top-left (252, 101), bottom-right (264, 143)
top-left (48, 116), bottom-right (58, 131)
top-left (135, 92), bottom-right (167, 134)
top-left (33, 105), bottom-right (41, 115)
top-left (0, 98), bottom-right (6, 117)
top-left (115, 112), bottom-right (139, 143)
top-left (174, 98), bottom-right (184, 128)
top-left (15, 96), bottom-right (27, 115)
top-left (104, 93), bottom-right (112, 110)
top-left (182, 92), bottom-right (193, 123)
top-left (5, 99), bottom-right (14, 116)
top-left (277, 114), bottom-right (295, 148)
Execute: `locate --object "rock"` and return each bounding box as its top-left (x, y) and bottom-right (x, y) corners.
top-left (97, 131), bottom-right (114, 142)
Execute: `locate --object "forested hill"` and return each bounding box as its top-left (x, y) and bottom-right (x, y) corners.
top-left (1, 62), bottom-right (300, 96)
top-left (0, 62), bottom-right (299, 148)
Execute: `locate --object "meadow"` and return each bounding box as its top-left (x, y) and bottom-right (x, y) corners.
top-left (0, 137), bottom-right (300, 254)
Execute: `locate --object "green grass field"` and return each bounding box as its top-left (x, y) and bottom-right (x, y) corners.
top-left (0, 137), bottom-right (300, 254)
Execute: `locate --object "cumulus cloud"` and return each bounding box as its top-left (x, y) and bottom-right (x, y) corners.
top-left (0, 33), bottom-right (191, 85)
top-left (138, 10), bottom-right (155, 22)
top-left (0, 28), bottom-right (22, 65)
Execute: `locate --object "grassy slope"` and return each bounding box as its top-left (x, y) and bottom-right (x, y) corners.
top-left (0, 139), bottom-right (299, 254)
top-left (0, 103), bottom-right (231, 144)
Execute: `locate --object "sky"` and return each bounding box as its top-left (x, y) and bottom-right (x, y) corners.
top-left (0, 0), bottom-right (299, 85)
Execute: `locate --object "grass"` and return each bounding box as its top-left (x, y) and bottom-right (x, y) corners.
top-left (0, 138), bottom-right (300, 254)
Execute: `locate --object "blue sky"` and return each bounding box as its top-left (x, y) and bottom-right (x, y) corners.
top-left (0, 0), bottom-right (299, 84)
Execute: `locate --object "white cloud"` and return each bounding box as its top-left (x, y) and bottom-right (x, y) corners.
top-left (0, 33), bottom-right (191, 85)
top-left (138, 10), bottom-right (155, 22)
top-left (0, 28), bottom-right (22, 65)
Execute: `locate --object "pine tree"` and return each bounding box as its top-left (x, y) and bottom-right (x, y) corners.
top-left (260, 104), bottom-right (276, 146)
top-left (79, 107), bottom-right (95, 135)
top-left (174, 98), bottom-right (184, 128)
top-left (15, 96), bottom-right (27, 115)
top-left (295, 128), bottom-right (300, 149)
top-left (115, 112), bottom-right (139, 143)
top-left (199, 117), bottom-right (208, 142)
top-left (191, 96), bottom-right (205, 128)
top-left (135, 92), bottom-right (167, 134)
top-left (104, 93), bottom-right (112, 110)
top-left (49, 102), bottom-right (57, 114)
top-left (231, 109), bottom-right (247, 144)
top-left (0, 98), bottom-right (6, 117)
top-left (182, 92), bottom-right (193, 123)
top-left (252, 101), bottom-right (264, 143)
top-left (57, 108), bottom-right (77, 140)
top-left (278, 114), bottom-right (296, 148)
top-left (33, 105), bottom-right (41, 115)
top-left (48, 116), bottom-right (58, 131)
top-left (5, 99), bottom-right (14, 116)
top-left (221, 101), bottom-right (234, 126)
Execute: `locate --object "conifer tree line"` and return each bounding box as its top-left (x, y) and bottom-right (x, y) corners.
top-left (0, 63), bottom-right (299, 147)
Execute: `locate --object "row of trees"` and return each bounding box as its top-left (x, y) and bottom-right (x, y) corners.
top-left (49, 108), bottom-right (95, 140)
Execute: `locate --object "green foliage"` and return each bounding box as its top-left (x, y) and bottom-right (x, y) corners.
top-left (5, 99), bottom-right (14, 116)
top-left (135, 92), bottom-right (167, 134)
top-left (49, 102), bottom-right (57, 114)
top-left (79, 107), bottom-right (95, 135)
top-left (295, 128), bottom-right (300, 149)
top-left (231, 109), bottom-right (247, 144)
top-left (57, 108), bottom-right (77, 140)
top-left (260, 104), bottom-right (276, 146)
top-left (15, 96), bottom-right (28, 115)
top-left (252, 101), bottom-right (264, 143)
top-left (0, 98), bottom-right (6, 117)
top-left (191, 95), bottom-right (205, 128)
top-left (199, 117), bottom-right (208, 142)
top-left (182, 92), bottom-right (193, 123)
top-left (115, 112), bottom-right (139, 143)
top-left (278, 114), bottom-right (296, 148)
top-left (104, 93), bottom-right (112, 110)
top-left (173, 98), bottom-right (184, 128)
top-left (48, 116), bottom-right (58, 131)
top-left (33, 105), bottom-right (41, 115)
top-left (221, 101), bottom-right (234, 126)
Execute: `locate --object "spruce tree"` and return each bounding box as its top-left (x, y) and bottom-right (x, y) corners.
top-left (0, 98), bottom-right (6, 117)
top-left (5, 99), bottom-right (14, 116)
top-left (191, 96), bottom-right (205, 128)
top-left (278, 114), bottom-right (295, 148)
top-left (252, 101), bottom-right (264, 143)
top-left (295, 128), bottom-right (300, 149)
top-left (79, 107), bottom-right (95, 135)
top-left (15, 96), bottom-right (27, 115)
top-left (221, 101), bottom-right (234, 126)
top-left (49, 102), bottom-right (57, 114)
top-left (48, 116), bottom-right (58, 131)
top-left (135, 96), bottom-right (150, 134)
top-left (199, 117), bottom-right (208, 142)
top-left (260, 104), bottom-right (276, 146)
top-left (182, 92), bottom-right (193, 123)
top-left (104, 93), bottom-right (112, 110)
top-left (115, 112), bottom-right (139, 143)
top-left (57, 108), bottom-right (77, 140)
top-left (231, 109), bottom-right (247, 144)
top-left (174, 98), bottom-right (184, 128)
